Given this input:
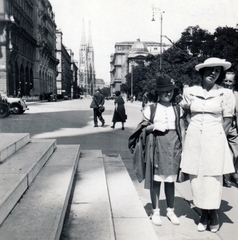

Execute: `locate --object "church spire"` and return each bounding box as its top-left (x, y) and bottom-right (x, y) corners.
top-left (78, 19), bottom-right (95, 95)
top-left (80, 18), bottom-right (86, 45)
top-left (88, 21), bottom-right (93, 47)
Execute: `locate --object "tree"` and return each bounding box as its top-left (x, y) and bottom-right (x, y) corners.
top-left (212, 27), bottom-right (238, 72)
top-left (120, 83), bottom-right (128, 94)
top-left (125, 25), bottom-right (238, 101)
top-left (125, 60), bottom-right (152, 100)
top-left (176, 25), bottom-right (214, 57)
top-left (101, 87), bottom-right (111, 97)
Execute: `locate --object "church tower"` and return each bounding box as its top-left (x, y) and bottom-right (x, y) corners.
top-left (79, 19), bottom-right (96, 95)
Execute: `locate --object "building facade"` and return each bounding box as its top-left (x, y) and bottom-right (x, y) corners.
top-left (95, 78), bottom-right (105, 90)
top-left (0, 0), bottom-right (59, 98)
top-left (0, 0), bottom-right (78, 99)
top-left (55, 30), bottom-right (76, 99)
top-left (110, 39), bottom-right (170, 94)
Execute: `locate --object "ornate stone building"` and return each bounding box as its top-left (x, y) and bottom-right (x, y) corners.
top-left (55, 30), bottom-right (78, 99)
top-left (110, 39), bottom-right (170, 94)
top-left (0, 0), bottom-right (59, 97)
top-left (55, 31), bottom-right (69, 98)
top-left (0, 0), bottom-right (79, 99)
top-left (35, 0), bottom-right (59, 96)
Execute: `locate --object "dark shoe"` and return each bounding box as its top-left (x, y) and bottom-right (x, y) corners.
top-left (230, 175), bottom-right (238, 188)
top-left (101, 121), bottom-right (105, 127)
top-left (210, 224), bottom-right (219, 233)
top-left (223, 176), bottom-right (232, 188)
top-left (198, 210), bottom-right (209, 232)
top-left (210, 213), bottom-right (219, 233)
top-left (121, 127), bottom-right (124, 130)
top-left (111, 126), bottom-right (115, 129)
top-left (94, 124), bottom-right (98, 127)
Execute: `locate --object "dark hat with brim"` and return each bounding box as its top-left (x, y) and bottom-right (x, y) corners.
top-left (155, 74), bottom-right (175, 92)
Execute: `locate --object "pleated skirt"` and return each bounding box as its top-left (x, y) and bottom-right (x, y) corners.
top-left (153, 130), bottom-right (181, 182)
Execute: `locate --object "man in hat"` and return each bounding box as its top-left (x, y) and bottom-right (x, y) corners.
top-left (90, 88), bottom-right (105, 127)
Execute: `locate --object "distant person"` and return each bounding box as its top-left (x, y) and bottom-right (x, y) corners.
top-left (111, 91), bottom-right (126, 130)
top-left (142, 91), bottom-right (149, 110)
top-left (221, 70), bottom-right (238, 188)
top-left (90, 88), bottom-right (105, 127)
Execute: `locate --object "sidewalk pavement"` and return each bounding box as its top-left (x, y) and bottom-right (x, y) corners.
top-left (21, 98), bottom-right (238, 239)
top-left (110, 149), bottom-right (238, 240)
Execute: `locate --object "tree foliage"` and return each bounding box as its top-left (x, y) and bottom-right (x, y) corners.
top-left (101, 86), bottom-right (111, 97)
top-left (125, 25), bottom-right (238, 100)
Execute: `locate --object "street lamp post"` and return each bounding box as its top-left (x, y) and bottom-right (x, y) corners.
top-left (152, 7), bottom-right (164, 72)
top-left (131, 65), bottom-right (133, 99)
top-left (159, 13), bottom-right (163, 71)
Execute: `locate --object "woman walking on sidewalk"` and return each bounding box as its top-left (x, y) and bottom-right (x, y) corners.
top-left (180, 58), bottom-right (235, 233)
top-left (142, 74), bottom-right (185, 226)
top-left (111, 91), bottom-right (126, 130)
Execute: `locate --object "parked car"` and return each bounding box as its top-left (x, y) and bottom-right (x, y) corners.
top-left (7, 97), bottom-right (29, 114)
top-left (0, 101), bottom-right (11, 118)
top-left (44, 92), bottom-right (57, 102)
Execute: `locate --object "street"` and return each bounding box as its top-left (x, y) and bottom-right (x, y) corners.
top-left (0, 97), bottom-right (141, 150)
top-left (1, 98), bottom-right (238, 240)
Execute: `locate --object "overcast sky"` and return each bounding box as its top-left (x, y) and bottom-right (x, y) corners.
top-left (49, 0), bottom-right (238, 83)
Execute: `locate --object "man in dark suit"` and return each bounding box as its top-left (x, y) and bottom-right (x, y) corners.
top-left (90, 89), bottom-right (105, 127)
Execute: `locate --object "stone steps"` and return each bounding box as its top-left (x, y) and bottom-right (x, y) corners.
top-left (61, 151), bottom-right (158, 240)
top-left (0, 134), bottom-right (80, 240)
top-left (0, 133), bottom-right (30, 163)
top-left (0, 134), bottom-right (158, 240)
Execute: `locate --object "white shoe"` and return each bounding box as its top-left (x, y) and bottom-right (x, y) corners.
top-left (167, 208), bottom-right (180, 225)
top-left (197, 222), bottom-right (207, 232)
top-left (151, 209), bottom-right (162, 226)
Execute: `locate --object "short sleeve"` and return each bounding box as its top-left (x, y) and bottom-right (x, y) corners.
top-left (143, 104), bottom-right (151, 121)
top-left (179, 105), bottom-right (184, 118)
top-left (179, 87), bottom-right (191, 109)
top-left (222, 89), bottom-right (235, 117)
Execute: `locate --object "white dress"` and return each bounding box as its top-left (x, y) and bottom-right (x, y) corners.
top-left (180, 84), bottom-right (235, 209)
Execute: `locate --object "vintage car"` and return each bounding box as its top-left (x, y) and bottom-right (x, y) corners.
top-left (0, 101), bottom-right (11, 118)
top-left (7, 97), bottom-right (29, 114)
top-left (44, 92), bottom-right (57, 102)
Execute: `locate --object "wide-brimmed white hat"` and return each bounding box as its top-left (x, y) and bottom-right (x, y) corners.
top-left (195, 57), bottom-right (231, 71)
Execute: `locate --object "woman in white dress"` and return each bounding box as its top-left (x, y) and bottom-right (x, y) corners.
top-left (180, 58), bottom-right (235, 232)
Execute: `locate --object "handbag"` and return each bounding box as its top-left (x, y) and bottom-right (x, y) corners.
top-left (98, 105), bottom-right (105, 113)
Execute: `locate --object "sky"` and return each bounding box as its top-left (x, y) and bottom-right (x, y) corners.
top-left (49, 0), bottom-right (238, 84)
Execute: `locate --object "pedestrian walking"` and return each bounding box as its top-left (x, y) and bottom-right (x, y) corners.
top-left (111, 91), bottom-right (126, 130)
top-left (221, 69), bottom-right (238, 188)
top-left (180, 57), bottom-right (235, 233)
top-left (130, 73), bottom-right (185, 226)
top-left (90, 88), bottom-right (105, 127)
